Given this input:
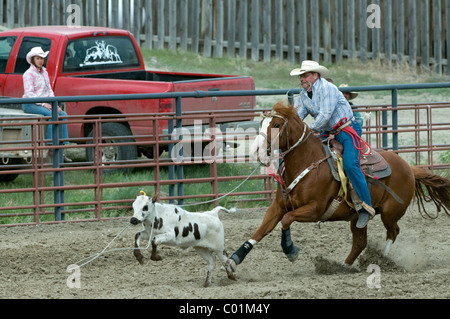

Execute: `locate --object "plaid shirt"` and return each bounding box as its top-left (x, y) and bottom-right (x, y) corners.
top-left (294, 78), bottom-right (354, 132)
top-left (23, 65), bottom-right (54, 105)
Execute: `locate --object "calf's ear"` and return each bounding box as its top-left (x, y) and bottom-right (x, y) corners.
top-left (151, 192), bottom-right (159, 203)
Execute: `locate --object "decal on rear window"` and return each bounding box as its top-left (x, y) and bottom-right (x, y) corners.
top-left (80, 41), bottom-right (123, 67)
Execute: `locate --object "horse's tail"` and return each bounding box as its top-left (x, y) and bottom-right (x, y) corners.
top-left (411, 166), bottom-right (450, 219)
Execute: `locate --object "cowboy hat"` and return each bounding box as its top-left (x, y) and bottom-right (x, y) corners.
top-left (339, 84), bottom-right (358, 100)
top-left (26, 47), bottom-right (49, 65)
top-left (290, 60), bottom-right (329, 77)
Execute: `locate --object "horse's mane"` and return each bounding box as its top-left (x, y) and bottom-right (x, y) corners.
top-left (272, 101), bottom-right (299, 122)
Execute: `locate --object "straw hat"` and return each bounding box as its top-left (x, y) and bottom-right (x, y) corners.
top-left (290, 60), bottom-right (329, 78)
top-left (26, 47), bottom-right (49, 65)
top-left (339, 84), bottom-right (358, 100)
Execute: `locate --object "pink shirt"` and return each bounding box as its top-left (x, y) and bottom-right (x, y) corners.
top-left (22, 64), bottom-right (54, 105)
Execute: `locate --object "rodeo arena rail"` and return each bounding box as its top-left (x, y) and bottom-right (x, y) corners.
top-left (0, 83), bottom-right (450, 227)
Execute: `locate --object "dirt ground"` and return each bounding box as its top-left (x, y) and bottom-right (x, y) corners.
top-left (0, 201), bottom-right (448, 300)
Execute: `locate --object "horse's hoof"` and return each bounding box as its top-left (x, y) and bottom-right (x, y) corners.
top-left (225, 259), bottom-right (237, 272)
top-left (150, 253), bottom-right (162, 261)
top-left (286, 245), bottom-right (299, 262)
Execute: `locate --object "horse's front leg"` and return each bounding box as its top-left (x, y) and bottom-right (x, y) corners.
top-left (226, 203), bottom-right (283, 272)
top-left (280, 202), bottom-right (318, 262)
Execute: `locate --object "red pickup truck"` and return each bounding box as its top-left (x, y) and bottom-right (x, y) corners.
top-left (0, 26), bottom-right (257, 166)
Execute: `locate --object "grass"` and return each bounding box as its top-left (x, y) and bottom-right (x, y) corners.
top-left (2, 48), bottom-right (450, 224)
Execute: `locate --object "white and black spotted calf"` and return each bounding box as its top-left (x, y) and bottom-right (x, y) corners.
top-left (130, 191), bottom-right (236, 287)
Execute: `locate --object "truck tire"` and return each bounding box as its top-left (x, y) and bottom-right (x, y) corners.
top-left (0, 172), bottom-right (19, 183)
top-left (86, 123), bottom-right (137, 174)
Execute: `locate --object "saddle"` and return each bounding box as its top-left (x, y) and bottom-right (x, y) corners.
top-left (319, 139), bottom-right (394, 222)
top-left (323, 139), bottom-right (392, 182)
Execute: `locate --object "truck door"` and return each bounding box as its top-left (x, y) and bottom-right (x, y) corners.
top-left (3, 36), bottom-right (52, 98)
top-left (0, 36), bottom-right (17, 96)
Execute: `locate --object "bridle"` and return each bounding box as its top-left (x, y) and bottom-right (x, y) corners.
top-left (259, 111), bottom-right (311, 162)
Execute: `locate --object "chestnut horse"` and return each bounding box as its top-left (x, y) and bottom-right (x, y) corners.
top-left (226, 102), bottom-right (450, 272)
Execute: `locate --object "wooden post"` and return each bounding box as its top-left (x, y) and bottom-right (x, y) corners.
top-left (310, 0), bottom-right (319, 62)
top-left (298, 0), bottom-right (307, 63)
top-left (144, 0), bottom-right (153, 50)
top-left (169, 0), bottom-right (177, 50)
top-left (123, 0), bottom-right (130, 31)
top-left (336, 0), bottom-right (343, 62)
top-left (227, 0), bottom-right (236, 57)
top-left (420, 0), bottom-right (429, 72)
top-left (275, 0), bottom-right (283, 61)
top-left (433, 0), bottom-right (442, 74)
top-left (263, 0), bottom-right (271, 62)
top-left (397, 0), bottom-right (405, 65)
top-left (214, 0), bottom-right (224, 58)
top-left (408, 0), bottom-right (417, 70)
top-left (133, 0), bottom-right (141, 45)
top-left (384, 0), bottom-right (392, 68)
top-left (157, 0), bottom-right (165, 49)
top-left (371, 0), bottom-right (380, 61)
top-left (359, 0), bottom-right (367, 63)
top-left (347, 0), bottom-right (356, 60)
top-left (203, 0), bottom-right (213, 58)
top-left (251, 0), bottom-right (259, 61)
top-left (287, 0), bottom-right (295, 63)
top-left (322, 1), bottom-right (331, 63)
top-left (238, 0), bottom-right (248, 59)
top-left (179, 0), bottom-right (188, 51)
top-left (191, 0), bottom-right (200, 53)
top-left (111, 0), bottom-right (119, 28)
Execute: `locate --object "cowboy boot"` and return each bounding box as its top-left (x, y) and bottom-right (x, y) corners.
top-left (356, 202), bottom-right (375, 229)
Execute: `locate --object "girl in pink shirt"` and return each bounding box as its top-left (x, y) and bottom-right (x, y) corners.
top-left (22, 47), bottom-right (71, 162)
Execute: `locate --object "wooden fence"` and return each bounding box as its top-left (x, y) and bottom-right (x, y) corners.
top-left (1, 0), bottom-right (449, 74)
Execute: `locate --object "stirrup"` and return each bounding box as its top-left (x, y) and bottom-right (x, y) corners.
top-left (361, 202), bottom-right (375, 217)
top-left (356, 210), bottom-right (371, 228)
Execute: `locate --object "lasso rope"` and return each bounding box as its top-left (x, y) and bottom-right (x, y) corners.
top-left (333, 118), bottom-right (374, 179)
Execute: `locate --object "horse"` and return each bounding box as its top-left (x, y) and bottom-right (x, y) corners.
top-left (226, 102), bottom-right (450, 272)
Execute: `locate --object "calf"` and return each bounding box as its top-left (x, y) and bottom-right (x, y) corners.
top-left (130, 191), bottom-right (236, 287)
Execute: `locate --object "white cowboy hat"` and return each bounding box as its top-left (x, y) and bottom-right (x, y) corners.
top-left (26, 47), bottom-right (49, 65)
top-left (290, 60), bottom-right (329, 77)
top-left (339, 84), bottom-right (358, 100)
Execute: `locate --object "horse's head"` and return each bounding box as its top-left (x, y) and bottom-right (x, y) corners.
top-left (250, 102), bottom-right (309, 166)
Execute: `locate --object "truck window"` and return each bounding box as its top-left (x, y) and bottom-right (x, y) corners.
top-left (63, 36), bottom-right (140, 73)
top-left (0, 36), bottom-right (17, 73)
top-left (14, 37), bottom-right (52, 74)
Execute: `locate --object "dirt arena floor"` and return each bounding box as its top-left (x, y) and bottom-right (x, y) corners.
top-left (0, 202), bottom-right (449, 300)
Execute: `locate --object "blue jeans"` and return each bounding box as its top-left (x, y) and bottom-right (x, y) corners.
top-left (22, 104), bottom-right (69, 145)
top-left (334, 121), bottom-right (372, 208)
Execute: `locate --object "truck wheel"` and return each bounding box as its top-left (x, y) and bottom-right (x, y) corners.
top-left (86, 123), bottom-right (137, 174)
top-left (0, 173), bottom-right (19, 183)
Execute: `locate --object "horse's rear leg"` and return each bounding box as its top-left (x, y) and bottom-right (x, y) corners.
top-left (380, 210), bottom-right (402, 257)
top-left (344, 219), bottom-right (367, 265)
